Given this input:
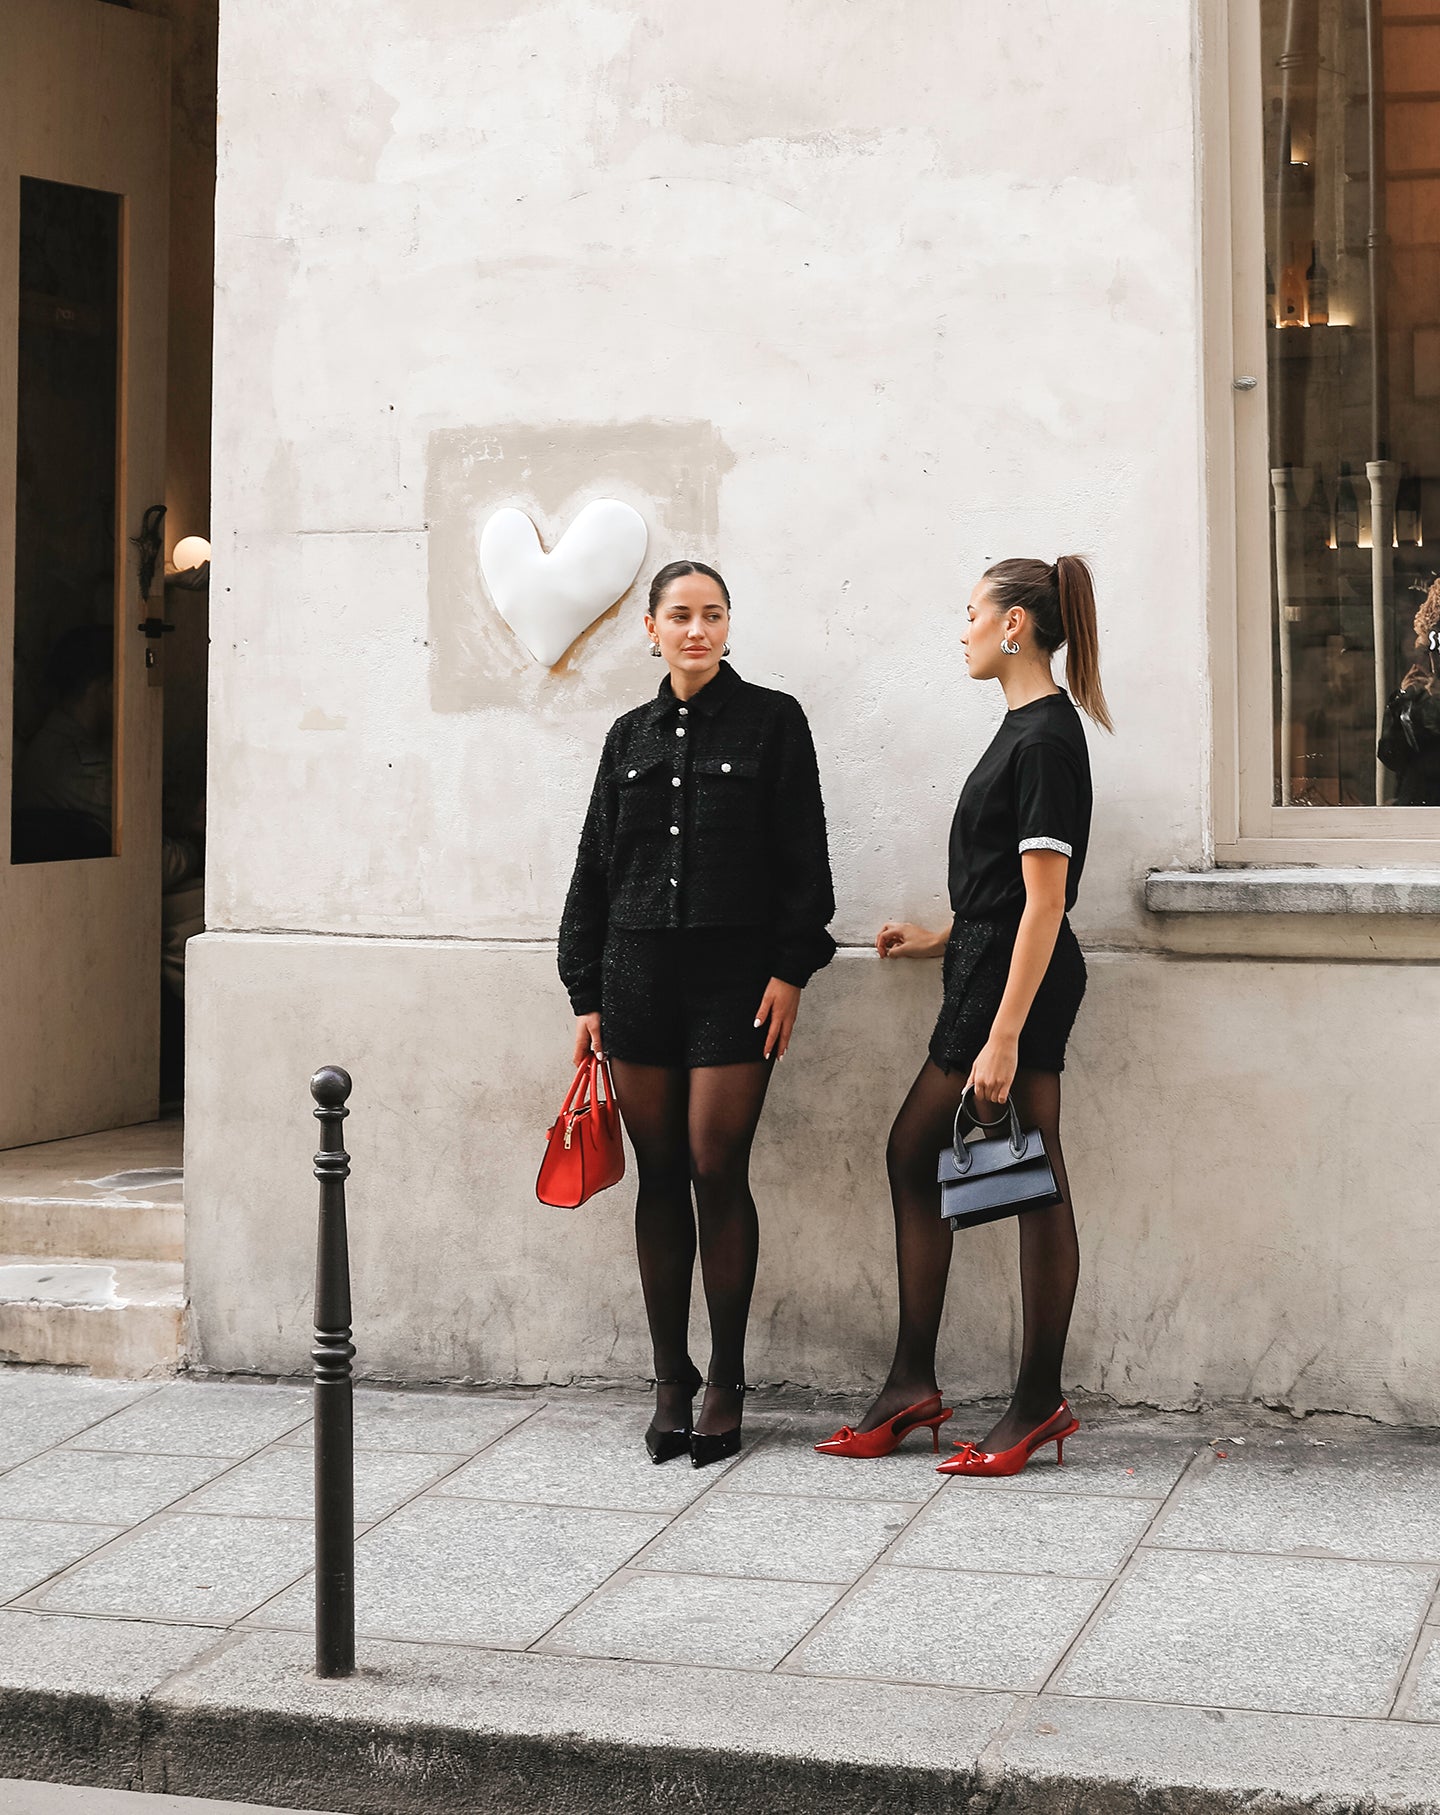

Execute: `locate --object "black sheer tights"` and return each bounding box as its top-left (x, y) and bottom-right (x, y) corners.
top-left (860, 1060), bottom-right (1080, 1453)
top-left (610, 1059), bottom-right (772, 1438)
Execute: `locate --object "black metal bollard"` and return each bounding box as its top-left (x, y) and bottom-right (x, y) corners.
top-left (310, 1065), bottom-right (355, 1678)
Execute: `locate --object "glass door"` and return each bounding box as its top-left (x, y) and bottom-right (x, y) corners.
top-left (0, 0), bottom-right (171, 1147)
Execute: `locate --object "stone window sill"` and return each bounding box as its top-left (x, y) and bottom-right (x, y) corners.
top-left (1145, 867), bottom-right (1440, 915)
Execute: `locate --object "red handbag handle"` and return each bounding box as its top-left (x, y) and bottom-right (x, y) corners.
top-left (555, 1053), bottom-right (618, 1123)
top-left (557, 1056), bottom-right (595, 1121)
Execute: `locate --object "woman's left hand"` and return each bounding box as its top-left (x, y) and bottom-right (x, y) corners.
top-left (754, 978), bottom-right (802, 1060)
top-left (965, 1031), bottom-right (1019, 1110)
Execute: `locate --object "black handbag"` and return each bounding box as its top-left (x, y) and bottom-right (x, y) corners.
top-left (938, 1089), bottom-right (1062, 1232)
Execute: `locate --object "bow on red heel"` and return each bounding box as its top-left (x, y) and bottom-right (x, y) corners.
top-left (935, 1401), bottom-right (1079, 1477)
top-left (814, 1394), bottom-right (953, 1459)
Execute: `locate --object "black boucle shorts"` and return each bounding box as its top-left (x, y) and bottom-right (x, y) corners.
top-left (929, 915), bottom-right (1086, 1076)
top-left (601, 927), bottom-right (773, 1069)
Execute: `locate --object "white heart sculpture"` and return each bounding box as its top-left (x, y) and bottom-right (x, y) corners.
top-left (478, 499), bottom-right (649, 668)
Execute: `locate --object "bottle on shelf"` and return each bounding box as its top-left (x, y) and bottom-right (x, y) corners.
top-left (1306, 244), bottom-right (1329, 327)
top-left (1279, 249), bottom-right (1305, 326)
top-left (1307, 466), bottom-right (1332, 553)
top-left (1266, 258), bottom-right (1277, 327)
top-left (1334, 462), bottom-right (1360, 548)
top-left (1396, 473), bottom-right (1423, 546)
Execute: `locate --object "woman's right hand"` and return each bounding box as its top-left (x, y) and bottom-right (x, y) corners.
top-left (572, 1013), bottom-right (604, 1066)
top-left (876, 921), bottom-right (944, 960)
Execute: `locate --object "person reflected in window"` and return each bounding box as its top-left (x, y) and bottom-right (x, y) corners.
top-left (816, 557), bottom-right (1111, 1477)
top-left (1378, 580), bottom-right (1440, 806)
top-left (13, 623), bottom-right (116, 856)
top-left (558, 561), bottom-right (836, 1468)
top-left (15, 622), bottom-right (202, 886)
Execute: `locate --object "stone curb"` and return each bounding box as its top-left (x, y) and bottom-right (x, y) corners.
top-left (4, 1666), bottom-right (1439, 1815)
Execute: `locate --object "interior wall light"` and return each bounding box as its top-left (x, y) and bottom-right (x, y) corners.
top-left (167, 534), bottom-right (211, 592)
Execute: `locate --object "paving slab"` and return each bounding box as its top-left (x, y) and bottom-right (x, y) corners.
top-left (1001, 1694), bottom-right (1440, 1810)
top-left (0, 1450), bottom-right (226, 1525)
top-left (544, 1568), bottom-right (842, 1671)
top-left (791, 1562), bottom-right (1104, 1689)
top-left (0, 1520), bottom-right (126, 1603)
top-left (31, 1515), bottom-right (312, 1625)
top-left (428, 1402), bottom-right (736, 1511)
top-left (893, 1483), bottom-right (1154, 1577)
top-left (62, 1383), bottom-right (309, 1458)
top-left (280, 1387), bottom-right (537, 1455)
top-left (250, 1495), bottom-right (667, 1647)
top-left (146, 1627), bottom-right (1012, 1814)
top-left (638, 1489), bottom-right (913, 1583)
top-left (1062, 1547), bottom-right (1435, 1715)
top-left (722, 1421), bottom-right (947, 1501)
top-left (0, 1376), bottom-right (156, 1465)
top-left (1406, 1628), bottom-right (1440, 1721)
top-left (0, 1609), bottom-right (221, 1700)
top-left (1156, 1440), bottom-right (1440, 1561)
top-left (180, 1445), bottom-right (456, 1524)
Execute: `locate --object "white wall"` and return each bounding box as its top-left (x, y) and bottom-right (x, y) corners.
top-left (207, 0), bottom-right (1204, 950)
top-left (196, 0), bottom-right (1440, 1419)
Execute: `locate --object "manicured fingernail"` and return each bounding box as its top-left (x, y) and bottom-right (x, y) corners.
top-left (753, 1019), bottom-right (762, 1028)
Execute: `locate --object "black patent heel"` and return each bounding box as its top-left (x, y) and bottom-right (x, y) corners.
top-left (690, 1381), bottom-right (749, 1469)
top-left (645, 1362), bottom-right (704, 1464)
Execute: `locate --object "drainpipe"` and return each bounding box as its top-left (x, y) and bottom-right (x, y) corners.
top-left (1271, 5), bottom-right (1301, 804)
top-left (1364, 0), bottom-right (1391, 803)
top-left (1273, 467), bottom-right (1299, 803)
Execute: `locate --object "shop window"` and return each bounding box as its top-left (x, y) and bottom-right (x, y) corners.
top-left (1260, 0), bottom-right (1440, 813)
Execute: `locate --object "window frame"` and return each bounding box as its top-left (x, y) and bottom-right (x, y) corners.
top-left (1205, 0), bottom-right (1440, 866)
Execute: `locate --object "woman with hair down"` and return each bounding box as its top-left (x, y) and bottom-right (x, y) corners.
top-left (559, 560), bottom-right (835, 1469)
top-left (1378, 577), bottom-right (1440, 806)
top-left (817, 555), bottom-right (1112, 1476)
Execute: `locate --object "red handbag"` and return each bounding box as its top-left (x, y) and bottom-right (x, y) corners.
top-left (536, 1055), bottom-right (626, 1208)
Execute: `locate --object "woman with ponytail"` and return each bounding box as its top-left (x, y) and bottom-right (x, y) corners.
top-left (816, 556), bottom-right (1110, 1475)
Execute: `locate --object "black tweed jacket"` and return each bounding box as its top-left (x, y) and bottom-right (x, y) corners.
top-left (558, 662), bottom-right (836, 1014)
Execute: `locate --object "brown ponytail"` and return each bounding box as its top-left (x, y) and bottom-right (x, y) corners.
top-left (1054, 555), bottom-right (1111, 731)
top-left (982, 554), bottom-right (1113, 732)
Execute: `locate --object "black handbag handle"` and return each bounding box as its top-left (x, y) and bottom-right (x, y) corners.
top-left (952, 1087), bottom-right (1026, 1172)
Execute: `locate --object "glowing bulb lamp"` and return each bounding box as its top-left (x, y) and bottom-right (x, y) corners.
top-left (172, 536), bottom-right (211, 571)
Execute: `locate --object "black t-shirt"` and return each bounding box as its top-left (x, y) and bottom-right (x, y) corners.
top-left (947, 691), bottom-right (1092, 919)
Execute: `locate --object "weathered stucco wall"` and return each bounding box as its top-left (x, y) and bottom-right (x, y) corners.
top-left (195, 0), bottom-right (1440, 1418)
top-left (188, 935), bottom-right (1440, 1424)
top-left (206, 0), bottom-right (1204, 949)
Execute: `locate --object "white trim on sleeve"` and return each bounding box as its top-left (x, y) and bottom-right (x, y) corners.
top-left (1018, 836), bottom-right (1073, 857)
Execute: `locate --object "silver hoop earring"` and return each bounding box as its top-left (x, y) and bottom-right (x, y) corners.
top-left (1001, 637), bottom-right (1021, 656)
top-left (723, 643), bottom-right (731, 657)
top-left (650, 641), bottom-right (662, 658)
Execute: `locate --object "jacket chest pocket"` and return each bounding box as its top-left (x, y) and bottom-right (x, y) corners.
top-left (695, 755), bottom-right (761, 831)
top-left (615, 755), bottom-right (671, 835)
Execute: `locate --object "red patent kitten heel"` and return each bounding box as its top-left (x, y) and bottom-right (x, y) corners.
top-left (814, 1393), bottom-right (953, 1459)
top-left (936, 1401), bottom-right (1079, 1478)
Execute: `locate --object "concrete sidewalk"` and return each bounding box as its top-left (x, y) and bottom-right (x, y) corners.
top-left (1, 1369), bottom-right (1438, 1813)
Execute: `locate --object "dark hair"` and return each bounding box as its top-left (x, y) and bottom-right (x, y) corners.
top-left (44, 622), bottom-right (114, 703)
top-left (982, 555), bottom-right (1112, 731)
top-left (648, 560), bottom-right (730, 614)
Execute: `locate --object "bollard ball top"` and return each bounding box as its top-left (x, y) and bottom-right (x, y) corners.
top-left (310, 1066), bottom-right (353, 1109)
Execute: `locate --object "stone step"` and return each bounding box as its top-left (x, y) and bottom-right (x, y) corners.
top-left (0, 1191), bottom-right (184, 1263)
top-left (0, 1121), bottom-right (183, 1265)
top-left (0, 1256), bottom-right (184, 1376)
